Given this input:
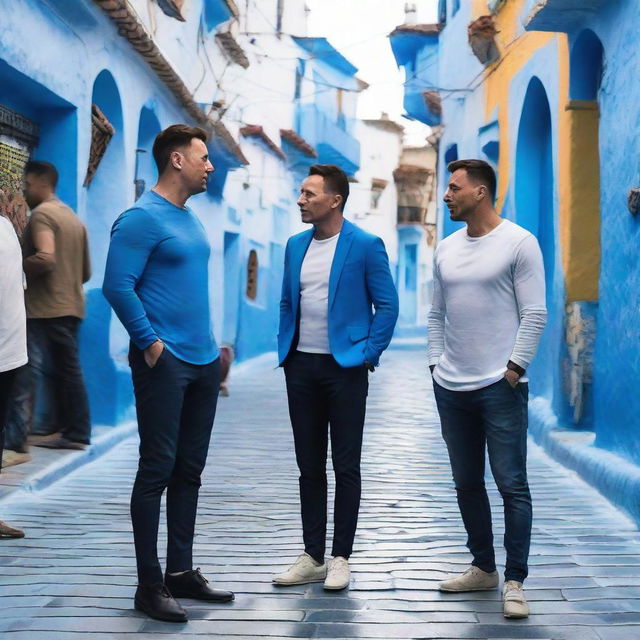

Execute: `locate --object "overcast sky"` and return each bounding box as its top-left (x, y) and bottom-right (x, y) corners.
top-left (306, 0), bottom-right (439, 145)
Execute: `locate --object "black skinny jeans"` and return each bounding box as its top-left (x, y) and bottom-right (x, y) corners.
top-left (129, 344), bottom-right (220, 585)
top-left (284, 351), bottom-right (369, 563)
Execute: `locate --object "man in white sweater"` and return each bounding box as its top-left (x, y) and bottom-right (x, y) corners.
top-left (428, 159), bottom-right (546, 619)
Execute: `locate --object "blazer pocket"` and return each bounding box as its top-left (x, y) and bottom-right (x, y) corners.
top-left (349, 325), bottom-right (369, 343)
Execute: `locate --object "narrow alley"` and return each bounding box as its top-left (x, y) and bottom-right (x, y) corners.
top-left (0, 341), bottom-right (639, 639)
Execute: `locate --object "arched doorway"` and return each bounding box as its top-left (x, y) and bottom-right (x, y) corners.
top-left (80, 70), bottom-right (130, 425)
top-left (85, 70), bottom-right (126, 277)
top-left (570, 29), bottom-right (603, 100)
top-left (516, 78), bottom-right (555, 289)
top-left (515, 77), bottom-right (558, 403)
top-left (135, 104), bottom-right (161, 199)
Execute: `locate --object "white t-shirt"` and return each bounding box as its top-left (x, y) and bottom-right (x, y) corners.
top-left (0, 216), bottom-right (27, 373)
top-left (428, 219), bottom-right (547, 391)
top-left (297, 233), bottom-right (340, 354)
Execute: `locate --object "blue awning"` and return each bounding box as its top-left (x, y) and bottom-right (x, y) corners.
top-left (203, 0), bottom-right (238, 31)
top-left (292, 37), bottom-right (358, 76)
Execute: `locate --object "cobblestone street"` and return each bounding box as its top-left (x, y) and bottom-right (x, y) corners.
top-left (1, 341), bottom-right (639, 639)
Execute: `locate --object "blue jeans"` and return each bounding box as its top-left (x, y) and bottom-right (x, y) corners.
top-left (5, 317), bottom-right (91, 449)
top-left (433, 377), bottom-right (531, 583)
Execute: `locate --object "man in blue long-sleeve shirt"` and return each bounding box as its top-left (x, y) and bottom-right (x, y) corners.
top-left (103, 125), bottom-right (233, 623)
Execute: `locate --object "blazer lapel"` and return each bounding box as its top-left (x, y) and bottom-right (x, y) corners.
top-left (290, 229), bottom-right (314, 316)
top-left (328, 219), bottom-right (355, 310)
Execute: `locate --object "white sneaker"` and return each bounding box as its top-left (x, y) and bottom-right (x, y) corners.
top-left (503, 580), bottom-right (529, 618)
top-left (438, 566), bottom-right (499, 592)
top-left (272, 553), bottom-right (326, 586)
top-left (324, 556), bottom-right (350, 591)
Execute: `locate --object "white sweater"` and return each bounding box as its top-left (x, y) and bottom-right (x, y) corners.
top-left (428, 219), bottom-right (547, 391)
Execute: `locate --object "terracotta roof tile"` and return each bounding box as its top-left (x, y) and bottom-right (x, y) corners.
top-left (279, 129), bottom-right (318, 158)
top-left (394, 164), bottom-right (433, 180)
top-left (390, 23), bottom-right (440, 37)
top-left (93, 0), bottom-right (248, 166)
top-left (212, 120), bottom-right (249, 165)
top-left (240, 125), bottom-right (287, 161)
top-left (362, 118), bottom-right (404, 134)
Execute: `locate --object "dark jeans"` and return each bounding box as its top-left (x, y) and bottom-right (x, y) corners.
top-left (433, 377), bottom-right (531, 583)
top-left (284, 351), bottom-right (369, 563)
top-left (6, 317), bottom-right (90, 448)
top-left (3, 365), bottom-right (31, 452)
top-left (0, 368), bottom-right (19, 472)
top-left (129, 344), bottom-right (220, 585)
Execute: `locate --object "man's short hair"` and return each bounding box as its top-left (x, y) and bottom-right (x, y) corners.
top-left (308, 164), bottom-right (349, 211)
top-left (152, 124), bottom-right (208, 175)
top-left (24, 160), bottom-right (58, 188)
top-left (448, 159), bottom-right (496, 201)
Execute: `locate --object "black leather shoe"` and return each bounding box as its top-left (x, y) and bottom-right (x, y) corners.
top-left (165, 568), bottom-right (234, 602)
top-left (134, 583), bottom-right (188, 622)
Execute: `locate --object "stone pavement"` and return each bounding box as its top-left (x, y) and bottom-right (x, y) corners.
top-left (1, 341), bottom-right (639, 639)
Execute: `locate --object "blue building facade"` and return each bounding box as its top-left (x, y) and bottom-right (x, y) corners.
top-left (391, 0), bottom-right (640, 524)
top-left (292, 37), bottom-right (362, 177)
top-left (0, 0), bottom-right (363, 432)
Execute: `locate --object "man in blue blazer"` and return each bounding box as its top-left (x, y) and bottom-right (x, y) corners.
top-left (273, 164), bottom-right (398, 591)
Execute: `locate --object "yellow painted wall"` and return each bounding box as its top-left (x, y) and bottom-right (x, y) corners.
top-left (563, 101), bottom-right (600, 301)
top-left (469, 0), bottom-right (599, 301)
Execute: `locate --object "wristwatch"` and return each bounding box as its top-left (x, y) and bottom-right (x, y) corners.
top-left (506, 360), bottom-right (525, 377)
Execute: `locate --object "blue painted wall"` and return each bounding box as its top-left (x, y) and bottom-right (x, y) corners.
top-left (0, 0), bottom-right (316, 432)
top-left (395, 0), bottom-right (640, 493)
top-left (574, 1), bottom-right (640, 464)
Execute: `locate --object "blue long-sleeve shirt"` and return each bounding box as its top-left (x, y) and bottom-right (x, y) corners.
top-left (102, 190), bottom-right (218, 365)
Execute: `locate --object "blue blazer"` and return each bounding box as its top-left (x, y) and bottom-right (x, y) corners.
top-left (278, 219), bottom-right (399, 368)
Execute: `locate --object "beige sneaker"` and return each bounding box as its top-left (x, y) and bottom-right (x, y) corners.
top-left (324, 556), bottom-right (350, 591)
top-left (439, 566), bottom-right (499, 592)
top-left (272, 553), bottom-right (326, 585)
top-left (503, 580), bottom-right (529, 618)
top-left (1, 450), bottom-right (32, 468)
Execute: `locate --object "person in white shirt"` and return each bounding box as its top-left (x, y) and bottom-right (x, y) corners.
top-left (429, 159), bottom-right (546, 619)
top-left (274, 164), bottom-right (398, 591)
top-left (0, 215), bottom-right (28, 539)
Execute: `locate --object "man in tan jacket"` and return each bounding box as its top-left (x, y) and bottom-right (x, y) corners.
top-left (18, 161), bottom-right (92, 450)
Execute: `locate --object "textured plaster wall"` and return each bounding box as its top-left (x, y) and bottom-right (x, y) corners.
top-left (580, 0), bottom-right (640, 464)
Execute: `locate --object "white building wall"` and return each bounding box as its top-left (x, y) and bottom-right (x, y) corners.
top-left (348, 120), bottom-right (401, 267)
